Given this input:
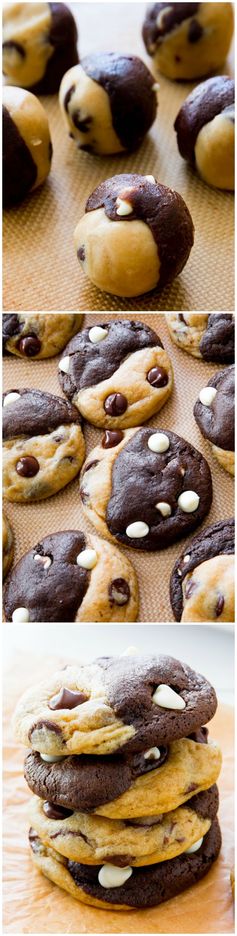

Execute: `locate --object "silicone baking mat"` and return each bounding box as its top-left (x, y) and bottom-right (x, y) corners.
top-left (3, 2), bottom-right (234, 312)
top-left (3, 312), bottom-right (234, 623)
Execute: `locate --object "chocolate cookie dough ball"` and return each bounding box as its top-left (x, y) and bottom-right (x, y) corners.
top-left (74, 174), bottom-right (194, 298)
top-left (59, 53), bottom-right (158, 155)
top-left (142, 3), bottom-right (234, 81)
top-left (3, 2), bottom-right (78, 94)
top-left (170, 518), bottom-right (234, 622)
top-left (194, 367), bottom-right (235, 475)
top-left (3, 513), bottom-right (14, 580)
top-left (3, 86), bottom-right (52, 207)
top-left (175, 76), bottom-right (234, 190)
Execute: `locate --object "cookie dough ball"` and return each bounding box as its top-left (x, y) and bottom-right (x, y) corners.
top-left (3, 2), bottom-right (78, 94)
top-left (74, 174), bottom-right (194, 298)
top-left (194, 367), bottom-right (234, 475)
top-left (58, 319), bottom-right (173, 429)
top-left (170, 518), bottom-right (234, 621)
top-left (4, 531), bottom-right (138, 622)
top-left (3, 388), bottom-right (85, 502)
top-left (3, 86), bottom-right (52, 207)
top-left (166, 313), bottom-right (234, 363)
top-left (3, 313), bottom-right (83, 359)
top-left (59, 53), bottom-right (157, 156)
top-left (142, 3), bottom-right (234, 81)
top-left (3, 512), bottom-right (14, 579)
top-left (175, 76), bottom-right (234, 190)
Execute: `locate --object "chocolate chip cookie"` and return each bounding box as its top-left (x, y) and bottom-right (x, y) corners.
top-left (3, 313), bottom-right (82, 358)
top-left (194, 366), bottom-right (235, 475)
top-left (170, 518), bottom-right (234, 622)
top-left (2, 512), bottom-right (14, 579)
top-left (58, 319), bottom-right (173, 429)
top-left (166, 313), bottom-right (234, 363)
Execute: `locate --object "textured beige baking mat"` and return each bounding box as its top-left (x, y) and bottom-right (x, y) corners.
top-left (3, 312), bottom-right (234, 623)
top-left (3, 2), bottom-right (234, 313)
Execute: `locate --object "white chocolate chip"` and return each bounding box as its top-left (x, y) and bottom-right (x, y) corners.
top-left (116, 197), bottom-right (133, 217)
top-left (126, 521), bottom-right (149, 538)
top-left (98, 864), bottom-right (133, 889)
top-left (152, 684), bottom-right (186, 710)
top-left (185, 836), bottom-right (203, 854)
top-left (148, 432), bottom-right (170, 453)
top-left (178, 491), bottom-right (200, 513)
top-left (40, 753), bottom-right (65, 763)
top-left (122, 646), bottom-right (139, 656)
top-left (144, 746), bottom-right (160, 760)
top-left (12, 607), bottom-right (30, 623)
top-left (155, 502), bottom-right (171, 517)
top-left (76, 548), bottom-right (97, 570)
top-left (145, 174), bottom-right (156, 182)
top-left (88, 326), bottom-right (108, 344)
top-left (199, 386), bottom-right (217, 407)
top-left (183, 554), bottom-right (190, 564)
top-left (3, 391), bottom-right (21, 406)
top-left (34, 554), bottom-right (51, 570)
top-left (59, 356), bottom-right (70, 374)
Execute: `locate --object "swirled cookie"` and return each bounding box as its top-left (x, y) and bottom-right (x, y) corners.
top-left (3, 313), bottom-right (82, 359)
top-left (2, 512), bottom-right (14, 579)
top-left (166, 313), bottom-right (234, 362)
top-left (194, 367), bottom-right (235, 475)
top-left (170, 518), bottom-right (234, 622)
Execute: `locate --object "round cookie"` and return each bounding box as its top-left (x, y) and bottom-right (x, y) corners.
top-left (174, 76), bottom-right (234, 190)
top-left (3, 388), bottom-right (85, 503)
top-left (3, 86), bottom-right (52, 207)
top-left (13, 654), bottom-right (217, 756)
top-left (3, 512), bottom-right (14, 579)
top-left (80, 427), bottom-right (212, 551)
top-left (170, 518), bottom-right (235, 622)
top-left (74, 174), bottom-right (194, 298)
top-left (166, 313), bottom-right (234, 363)
top-left (193, 367), bottom-right (235, 475)
top-left (4, 530), bottom-right (138, 624)
top-left (3, 2), bottom-right (78, 93)
top-left (3, 313), bottom-right (83, 359)
top-left (59, 54), bottom-right (157, 155)
top-left (58, 319), bottom-right (173, 429)
top-left (142, 3), bottom-right (234, 81)
top-left (29, 819), bottom-right (222, 909)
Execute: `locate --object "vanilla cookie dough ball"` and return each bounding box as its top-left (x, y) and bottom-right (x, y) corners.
top-left (3, 2), bottom-right (78, 94)
top-left (74, 174), bottom-right (194, 298)
top-left (59, 53), bottom-right (158, 156)
top-left (175, 76), bottom-right (234, 190)
top-left (3, 86), bottom-right (52, 207)
top-left (142, 3), bottom-right (234, 81)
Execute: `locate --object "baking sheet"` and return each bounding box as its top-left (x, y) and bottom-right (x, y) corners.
top-left (3, 2), bottom-right (234, 313)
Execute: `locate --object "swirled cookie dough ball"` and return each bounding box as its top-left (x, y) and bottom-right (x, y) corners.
top-left (142, 3), bottom-right (234, 81)
top-left (3, 86), bottom-right (52, 207)
top-left (3, 2), bottom-right (78, 93)
top-left (59, 53), bottom-right (158, 155)
top-left (175, 76), bottom-right (234, 190)
top-left (74, 174), bottom-right (194, 298)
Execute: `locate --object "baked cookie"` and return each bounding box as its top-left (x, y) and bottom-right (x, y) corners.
top-left (174, 76), bottom-right (234, 190)
top-left (166, 313), bottom-right (234, 363)
top-left (59, 54), bottom-right (157, 155)
top-left (24, 733), bottom-right (222, 818)
top-left (29, 819), bottom-right (221, 909)
top-left (2, 512), bottom-right (14, 579)
top-left (13, 654), bottom-right (217, 756)
top-left (80, 427), bottom-right (212, 551)
top-left (3, 2), bottom-right (78, 93)
top-left (142, 3), bottom-right (233, 80)
top-left (3, 388), bottom-right (85, 503)
top-left (3, 86), bottom-right (52, 207)
top-left (3, 313), bottom-right (83, 359)
top-left (193, 367), bottom-right (235, 475)
top-left (58, 319), bottom-right (173, 429)
top-left (74, 174), bottom-right (194, 298)
top-left (170, 518), bottom-right (234, 622)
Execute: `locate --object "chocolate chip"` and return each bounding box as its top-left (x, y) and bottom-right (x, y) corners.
top-left (103, 854), bottom-right (134, 867)
top-left (17, 334), bottom-right (41, 357)
top-left (147, 366), bottom-right (168, 388)
top-left (84, 460), bottom-right (99, 473)
top-left (188, 19), bottom-right (203, 42)
top-left (48, 687), bottom-right (88, 710)
top-left (215, 594), bottom-right (224, 617)
top-left (16, 455), bottom-right (39, 478)
top-left (185, 783), bottom-right (198, 794)
top-left (109, 578), bottom-right (130, 606)
top-left (43, 801), bottom-right (73, 820)
top-left (3, 40), bottom-right (25, 58)
top-left (104, 393), bottom-right (127, 416)
top-left (185, 580), bottom-right (197, 600)
top-left (102, 429), bottom-right (124, 448)
top-left (77, 245), bottom-right (85, 261)
top-left (29, 828), bottom-right (41, 853)
top-left (64, 84), bottom-right (75, 112)
top-left (73, 111), bottom-right (92, 132)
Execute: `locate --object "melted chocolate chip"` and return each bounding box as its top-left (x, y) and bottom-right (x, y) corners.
top-left (64, 84), bottom-right (75, 112)
top-left (48, 687), bottom-right (88, 710)
top-left (185, 782), bottom-right (198, 794)
top-left (17, 334), bottom-right (41, 357)
top-left (103, 853), bottom-right (135, 867)
top-left (109, 578), bottom-right (130, 606)
top-left (43, 801), bottom-right (73, 820)
top-left (104, 393), bottom-right (127, 416)
top-left (29, 828), bottom-right (41, 853)
top-left (3, 39), bottom-right (25, 58)
top-left (147, 366), bottom-right (168, 388)
top-left (188, 19), bottom-right (203, 42)
top-left (16, 455), bottom-right (39, 478)
top-left (78, 245), bottom-right (85, 261)
top-left (102, 429), bottom-right (124, 448)
top-left (215, 594), bottom-right (224, 617)
top-left (84, 460), bottom-right (99, 473)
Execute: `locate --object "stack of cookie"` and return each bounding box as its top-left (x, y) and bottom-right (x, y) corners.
top-left (14, 653), bottom-right (222, 910)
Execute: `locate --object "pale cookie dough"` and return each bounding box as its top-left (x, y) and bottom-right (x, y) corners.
top-left (166, 313), bottom-right (234, 362)
top-left (142, 3), bottom-right (234, 81)
top-left (194, 367), bottom-right (235, 475)
top-left (2, 2), bottom-right (78, 93)
top-left (175, 76), bottom-right (234, 190)
top-left (3, 313), bottom-right (83, 359)
top-left (2, 513), bottom-right (14, 579)
top-left (3, 86), bottom-right (52, 207)
top-left (170, 518), bottom-right (234, 622)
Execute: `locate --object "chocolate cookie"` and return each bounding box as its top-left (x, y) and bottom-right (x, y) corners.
top-left (80, 427), bottom-right (212, 551)
top-left (58, 319), bottom-right (173, 429)
top-left (2, 512), bottom-right (14, 580)
top-left (174, 76), bottom-right (234, 190)
top-left (3, 86), bottom-right (52, 207)
top-left (142, 3), bottom-right (233, 80)
top-left (3, 313), bottom-right (83, 359)
top-left (4, 530), bottom-right (138, 624)
top-left (13, 654), bottom-right (217, 756)
top-left (3, 3), bottom-right (78, 94)
top-left (170, 518), bottom-right (234, 621)
top-left (166, 313), bottom-right (234, 363)
top-left (194, 367), bottom-right (235, 475)
top-left (74, 174), bottom-right (194, 298)
top-left (59, 54), bottom-right (157, 155)
top-left (3, 388), bottom-right (85, 502)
